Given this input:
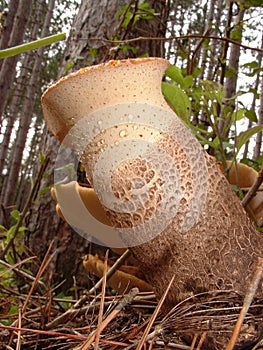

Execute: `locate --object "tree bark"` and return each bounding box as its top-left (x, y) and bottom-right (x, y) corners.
top-left (0, 0), bottom-right (18, 71)
top-left (0, 0), bottom-right (33, 123)
top-left (1, 0), bottom-right (55, 225)
top-left (218, 8), bottom-right (245, 136)
top-left (253, 30), bottom-right (263, 160)
top-left (254, 69), bottom-right (263, 160)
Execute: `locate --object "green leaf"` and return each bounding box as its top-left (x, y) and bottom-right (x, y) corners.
top-left (225, 66), bottom-right (237, 78)
top-left (6, 226), bottom-right (16, 242)
top-left (235, 108), bottom-right (246, 121)
top-left (38, 185), bottom-right (52, 197)
top-left (181, 75), bottom-right (193, 89)
top-left (210, 137), bottom-right (220, 149)
top-left (38, 153), bottom-right (46, 164)
top-left (117, 4), bottom-right (129, 19)
top-left (10, 210), bottom-right (20, 223)
top-left (18, 226), bottom-right (28, 233)
top-left (242, 61), bottom-right (259, 69)
top-left (238, 0), bottom-right (263, 8)
top-left (192, 67), bottom-right (203, 78)
top-left (165, 65), bottom-right (184, 86)
top-left (245, 109), bottom-right (258, 123)
top-left (0, 225), bottom-right (7, 231)
top-left (230, 29), bottom-right (242, 41)
top-left (122, 11), bottom-right (133, 28)
top-left (236, 126), bottom-right (263, 153)
top-left (162, 82), bottom-right (191, 120)
top-left (89, 47), bottom-right (98, 58)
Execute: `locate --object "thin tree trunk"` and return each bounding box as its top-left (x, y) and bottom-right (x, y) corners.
top-left (0, 0), bottom-right (33, 123)
top-left (1, 0), bottom-right (55, 224)
top-left (218, 8), bottom-right (245, 136)
top-left (207, 0), bottom-right (224, 82)
top-left (254, 71), bottom-right (263, 160)
top-left (253, 30), bottom-right (263, 160)
top-left (0, 49), bottom-right (32, 180)
top-left (199, 0), bottom-right (216, 81)
top-left (0, 0), bottom-right (18, 71)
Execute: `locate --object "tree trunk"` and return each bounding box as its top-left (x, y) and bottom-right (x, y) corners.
top-left (206, 0), bottom-right (224, 82)
top-left (0, 0), bottom-right (33, 122)
top-left (1, 0), bottom-right (55, 226)
top-left (253, 30), bottom-right (263, 160)
top-left (0, 52), bottom-right (35, 226)
top-left (199, 0), bottom-right (216, 81)
top-left (0, 0), bottom-right (18, 70)
top-left (218, 8), bottom-right (245, 136)
top-left (254, 69), bottom-right (263, 160)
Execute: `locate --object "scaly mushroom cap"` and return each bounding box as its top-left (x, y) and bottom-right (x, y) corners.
top-left (41, 58), bottom-right (170, 142)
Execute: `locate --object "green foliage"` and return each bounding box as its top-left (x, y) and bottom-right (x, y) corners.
top-left (238, 0), bottom-right (263, 8)
top-left (117, 0), bottom-right (155, 29)
top-left (1, 209), bottom-right (28, 263)
top-left (162, 82), bottom-right (191, 120)
top-left (230, 29), bottom-right (242, 41)
top-left (236, 126), bottom-right (263, 153)
top-left (162, 64), bottom-right (262, 162)
top-left (1, 304), bottom-right (18, 326)
top-left (55, 292), bottom-right (73, 311)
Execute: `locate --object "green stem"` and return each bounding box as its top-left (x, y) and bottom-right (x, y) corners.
top-left (0, 33), bottom-right (66, 59)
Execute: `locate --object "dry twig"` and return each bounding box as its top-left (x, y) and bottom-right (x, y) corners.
top-left (45, 249), bottom-right (131, 330)
top-left (77, 287), bottom-right (139, 349)
top-left (226, 257), bottom-right (263, 350)
top-left (93, 250), bottom-right (108, 350)
top-left (136, 275), bottom-right (175, 350)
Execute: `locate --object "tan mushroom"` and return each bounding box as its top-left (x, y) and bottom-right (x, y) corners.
top-left (42, 58), bottom-right (263, 349)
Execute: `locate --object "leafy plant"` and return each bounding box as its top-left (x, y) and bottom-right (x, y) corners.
top-left (162, 64), bottom-right (263, 165)
top-left (0, 154), bottom-right (50, 261)
top-left (117, 0), bottom-right (155, 29)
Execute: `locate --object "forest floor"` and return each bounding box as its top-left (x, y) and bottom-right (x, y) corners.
top-left (1, 246), bottom-right (263, 350)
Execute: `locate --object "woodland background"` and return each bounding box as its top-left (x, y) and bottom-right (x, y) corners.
top-left (0, 0), bottom-right (263, 348)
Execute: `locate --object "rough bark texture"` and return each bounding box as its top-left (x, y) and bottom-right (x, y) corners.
top-left (218, 8), bottom-right (245, 136)
top-left (2, 0), bottom-right (56, 224)
top-left (253, 32), bottom-right (263, 160)
top-left (0, 0), bottom-right (18, 71)
top-left (0, 0), bottom-right (33, 121)
top-left (60, 0), bottom-right (128, 71)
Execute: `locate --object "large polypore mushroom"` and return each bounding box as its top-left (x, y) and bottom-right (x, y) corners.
top-left (42, 58), bottom-right (263, 349)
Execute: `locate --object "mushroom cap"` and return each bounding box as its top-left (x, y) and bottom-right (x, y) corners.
top-left (41, 57), bottom-right (170, 142)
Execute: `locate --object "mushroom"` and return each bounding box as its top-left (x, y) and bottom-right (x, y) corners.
top-left (42, 58), bottom-right (263, 349)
